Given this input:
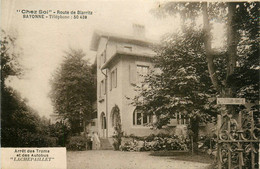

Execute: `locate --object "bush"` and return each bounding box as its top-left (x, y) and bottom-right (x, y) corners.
top-left (112, 127), bottom-right (124, 150)
top-left (120, 133), bottom-right (189, 152)
top-left (112, 112), bottom-right (124, 150)
top-left (66, 136), bottom-right (89, 151)
top-left (1, 128), bottom-right (58, 147)
top-left (198, 134), bottom-right (217, 151)
top-left (49, 122), bottom-right (70, 147)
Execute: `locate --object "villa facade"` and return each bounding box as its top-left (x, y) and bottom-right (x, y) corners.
top-left (87, 24), bottom-right (194, 140)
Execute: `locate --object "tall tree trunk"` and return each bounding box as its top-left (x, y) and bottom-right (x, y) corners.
top-left (225, 2), bottom-right (239, 115)
top-left (202, 2), bottom-right (221, 93)
top-left (226, 2), bottom-right (239, 97)
top-left (202, 2), bottom-right (239, 118)
top-left (202, 2), bottom-right (239, 97)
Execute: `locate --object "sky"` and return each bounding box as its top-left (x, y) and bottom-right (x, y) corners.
top-left (1, 0), bottom-right (187, 118)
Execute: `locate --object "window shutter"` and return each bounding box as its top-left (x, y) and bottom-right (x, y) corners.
top-left (104, 79), bottom-right (107, 95)
top-left (129, 64), bottom-right (136, 84)
top-left (103, 50), bottom-right (106, 63)
top-left (99, 82), bottom-right (102, 98)
top-left (110, 71), bottom-right (112, 91)
top-left (133, 111), bottom-right (135, 125)
top-left (98, 54), bottom-right (101, 68)
top-left (114, 68), bottom-right (117, 88)
top-left (100, 53), bottom-right (103, 66)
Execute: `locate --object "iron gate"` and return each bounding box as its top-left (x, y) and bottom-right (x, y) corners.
top-left (217, 111), bottom-right (260, 169)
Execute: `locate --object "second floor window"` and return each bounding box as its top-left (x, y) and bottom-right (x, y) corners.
top-left (99, 79), bottom-right (106, 97)
top-left (99, 50), bottom-right (106, 68)
top-left (101, 50), bottom-right (106, 63)
top-left (110, 68), bottom-right (117, 90)
top-left (137, 65), bottom-right (149, 83)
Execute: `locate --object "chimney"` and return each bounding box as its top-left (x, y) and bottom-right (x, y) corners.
top-left (132, 24), bottom-right (145, 38)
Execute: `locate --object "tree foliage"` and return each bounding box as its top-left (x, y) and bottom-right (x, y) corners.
top-left (133, 2), bottom-right (259, 152)
top-left (133, 28), bottom-right (217, 147)
top-left (1, 30), bottom-right (22, 83)
top-left (49, 121), bottom-right (70, 146)
top-left (153, 1), bottom-right (259, 105)
top-left (1, 30), bottom-right (56, 147)
top-left (50, 49), bottom-right (96, 134)
top-left (227, 2), bottom-right (259, 104)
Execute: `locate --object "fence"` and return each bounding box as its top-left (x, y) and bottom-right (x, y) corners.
top-left (217, 111), bottom-right (259, 169)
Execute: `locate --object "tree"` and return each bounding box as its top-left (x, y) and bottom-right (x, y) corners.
top-left (152, 1), bottom-right (259, 108)
top-left (133, 28), bottom-right (217, 151)
top-left (134, 2), bottom-right (259, 152)
top-left (50, 49), bottom-right (96, 135)
top-left (49, 121), bottom-right (70, 146)
top-left (227, 2), bottom-right (259, 106)
top-left (1, 30), bottom-right (56, 147)
top-left (1, 30), bottom-right (22, 84)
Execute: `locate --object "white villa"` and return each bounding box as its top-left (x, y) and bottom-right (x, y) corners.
top-left (86, 24), bottom-right (206, 149)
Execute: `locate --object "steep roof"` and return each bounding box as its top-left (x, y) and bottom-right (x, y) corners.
top-left (90, 30), bottom-right (157, 51)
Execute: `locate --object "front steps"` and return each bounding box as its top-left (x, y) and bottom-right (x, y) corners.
top-left (99, 138), bottom-right (114, 150)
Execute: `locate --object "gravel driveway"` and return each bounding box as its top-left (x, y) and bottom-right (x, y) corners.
top-left (67, 150), bottom-right (211, 169)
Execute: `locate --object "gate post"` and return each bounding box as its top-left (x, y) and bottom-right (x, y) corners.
top-left (238, 112), bottom-right (243, 169)
top-left (217, 114), bottom-right (222, 169)
top-left (250, 111), bottom-right (255, 169)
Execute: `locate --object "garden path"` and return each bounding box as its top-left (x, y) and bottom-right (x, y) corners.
top-left (67, 150), bottom-right (211, 169)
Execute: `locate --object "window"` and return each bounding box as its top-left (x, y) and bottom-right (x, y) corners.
top-left (100, 79), bottom-right (106, 97)
top-left (98, 53), bottom-right (101, 68)
top-left (101, 50), bottom-right (106, 64)
top-left (133, 108), bottom-right (152, 126)
top-left (169, 112), bottom-right (189, 126)
top-left (110, 68), bottom-right (117, 90)
top-left (99, 82), bottom-right (102, 98)
top-left (176, 112), bottom-right (188, 125)
top-left (101, 113), bottom-right (106, 129)
top-left (99, 50), bottom-right (106, 68)
top-left (137, 65), bottom-right (149, 83)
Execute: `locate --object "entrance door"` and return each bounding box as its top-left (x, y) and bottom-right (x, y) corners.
top-left (111, 106), bottom-right (121, 134)
top-left (100, 112), bottom-right (107, 138)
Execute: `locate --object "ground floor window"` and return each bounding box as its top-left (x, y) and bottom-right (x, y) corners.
top-left (133, 108), bottom-right (152, 126)
top-left (169, 112), bottom-right (189, 126)
top-left (176, 112), bottom-right (189, 125)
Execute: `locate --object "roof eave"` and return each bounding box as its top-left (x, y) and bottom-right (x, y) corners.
top-left (101, 51), bottom-right (154, 70)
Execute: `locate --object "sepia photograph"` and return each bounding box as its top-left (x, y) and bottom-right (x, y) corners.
top-left (1, 0), bottom-right (259, 169)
